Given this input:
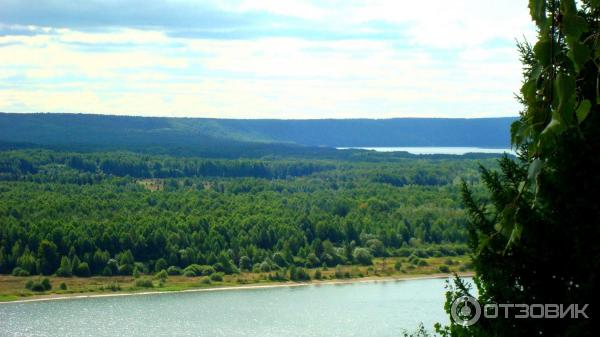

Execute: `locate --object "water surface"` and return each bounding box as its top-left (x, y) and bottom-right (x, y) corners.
top-left (0, 278), bottom-right (462, 337)
top-left (338, 146), bottom-right (514, 155)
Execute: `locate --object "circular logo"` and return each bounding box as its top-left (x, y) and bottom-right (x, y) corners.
top-left (450, 295), bottom-right (481, 326)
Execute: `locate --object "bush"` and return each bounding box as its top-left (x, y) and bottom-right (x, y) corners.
top-left (154, 258), bottom-right (168, 273)
top-left (12, 267), bottom-right (30, 277)
top-left (209, 272), bottom-right (224, 282)
top-left (118, 264), bottom-right (133, 276)
top-left (75, 262), bottom-right (91, 277)
top-left (59, 282), bottom-right (68, 290)
top-left (26, 278), bottom-right (52, 292)
top-left (101, 266), bottom-right (113, 276)
top-left (154, 269), bottom-right (168, 282)
top-left (352, 248), bottom-right (373, 265)
top-left (56, 256), bottom-right (73, 277)
top-left (200, 277), bottom-right (211, 285)
top-left (167, 266), bottom-right (182, 275)
top-left (417, 259), bottom-right (428, 266)
top-left (314, 269), bottom-right (322, 280)
top-left (289, 266), bottom-right (310, 281)
top-left (438, 265), bottom-right (450, 273)
top-left (259, 261), bottom-right (271, 272)
top-left (183, 264), bottom-right (215, 277)
top-left (239, 256), bottom-right (252, 271)
top-left (394, 260), bottom-right (403, 271)
top-left (135, 278), bottom-right (153, 288)
top-left (41, 278), bottom-right (52, 290)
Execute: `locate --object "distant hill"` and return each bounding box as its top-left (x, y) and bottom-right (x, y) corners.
top-left (0, 113), bottom-right (515, 157)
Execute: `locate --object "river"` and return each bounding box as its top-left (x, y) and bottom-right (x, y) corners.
top-left (0, 277), bottom-right (467, 337)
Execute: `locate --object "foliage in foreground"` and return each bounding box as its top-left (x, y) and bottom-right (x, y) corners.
top-left (440, 1), bottom-right (599, 336)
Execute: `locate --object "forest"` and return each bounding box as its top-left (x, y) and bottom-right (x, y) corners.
top-left (0, 149), bottom-right (492, 278)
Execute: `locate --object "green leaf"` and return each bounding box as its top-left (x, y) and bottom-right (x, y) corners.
top-left (527, 158), bottom-right (544, 184)
top-left (560, 0), bottom-right (577, 14)
top-left (508, 223), bottom-right (523, 246)
top-left (534, 38), bottom-right (552, 67)
top-left (562, 14), bottom-right (588, 39)
top-left (556, 73), bottom-right (576, 103)
top-left (576, 99), bottom-right (591, 123)
top-left (529, 0), bottom-right (547, 26)
top-left (592, 0), bottom-right (600, 10)
top-left (566, 37), bottom-right (591, 71)
top-left (521, 79), bottom-right (537, 104)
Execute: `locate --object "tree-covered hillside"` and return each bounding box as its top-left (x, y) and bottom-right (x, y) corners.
top-left (0, 149), bottom-right (491, 277)
top-left (0, 114), bottom-right (515, 157)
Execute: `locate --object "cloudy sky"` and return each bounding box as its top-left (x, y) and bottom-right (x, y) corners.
top-left (0, 0), bottom-right (535, 119)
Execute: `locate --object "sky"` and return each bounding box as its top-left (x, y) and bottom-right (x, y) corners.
top-left (0, 0), bottom-right (536, 119)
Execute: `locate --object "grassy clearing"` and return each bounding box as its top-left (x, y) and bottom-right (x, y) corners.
top-left (0, 255), bottom-right (472, 302)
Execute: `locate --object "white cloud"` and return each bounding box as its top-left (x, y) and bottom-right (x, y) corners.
top-left (0, 0), bottom-right (537, 118)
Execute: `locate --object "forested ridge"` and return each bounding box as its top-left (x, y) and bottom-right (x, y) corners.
top-left (0, 149), bottom-right (491, 278)
top-left (0, 113), bottom-right (514, 158)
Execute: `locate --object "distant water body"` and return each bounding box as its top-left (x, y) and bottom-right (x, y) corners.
top-left (338, 146), bottom-right (515, 155)
top-left (0, 277), bottom-right (470, 337)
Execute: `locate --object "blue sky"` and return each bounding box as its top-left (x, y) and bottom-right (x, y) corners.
top-left (0, 0), bottom-right (535, 119)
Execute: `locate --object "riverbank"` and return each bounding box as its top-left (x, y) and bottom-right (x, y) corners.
top-left (0, 271), bottom-right (474, 304)
top-left (0, 255), bottom-right (473, 303)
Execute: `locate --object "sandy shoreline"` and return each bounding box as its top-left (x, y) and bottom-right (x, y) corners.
top-left (0, 272), bottom-right (474, 305)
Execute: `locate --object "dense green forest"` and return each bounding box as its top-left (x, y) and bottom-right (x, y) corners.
top-left (0, 149), bottom-right (492, 277)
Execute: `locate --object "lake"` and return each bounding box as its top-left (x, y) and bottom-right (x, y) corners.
top-left (337, 146), bottom-right (514, 155)
top-left (0, 277), bottom-right (464, 337)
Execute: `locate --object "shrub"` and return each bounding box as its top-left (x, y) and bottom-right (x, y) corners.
top-left (209, 272), bottom-right (223, 282)
top-left (75, 262), bottom-right (91, 277)
top-left (259, 261), bottom-right (271, 273)
top-left (167, 266), bottom-right (182, 275)
top-left (101, 266), bottom-right (113, 276)
top-left (135, 278), bottom-right (153, 288)
top-left (154, 258), bottom-right (168, 273)
top-left (56, 256), bottom-right (73, 277)
top-left (290, 267), bottom-right (310, 281)
top-left (239, 256), bottom-right (252, 271)
top-left (417, 259), bottom-right (428, 266)
top-left (59, 282), bottom-right (68, 290)
top-left (314, 269), bottom-right (322, 280)
top-left (41, 278), bottom-right (52, 290)
top-left (183, 264), bottom-right (215, 277)
top-left (334, 265), bottom-right (345, 279)
top-left (133, 266), bottom-right (141, 278)
top-left (438, 265), bottom-right (450, 273)
top-left (352, 248), bottom-right (373, 265)
top-left (12, 267), bottom-right (30, 277)
top-left (394, 260), bottom-right (403, 271)
top-left (27, 278), bottom-right (52, 292)
top-left (118, 264), bottom-right (133, 276)
top-left (154, 269), bottom-right (168, 283)
top-left (29, 281), bottom-right (46, 292)
top-left (200, 277), bottom-right (211, 285)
